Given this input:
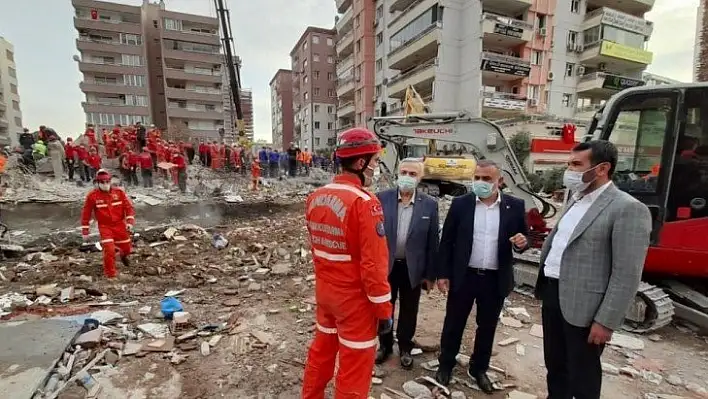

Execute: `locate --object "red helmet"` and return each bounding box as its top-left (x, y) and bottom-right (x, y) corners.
top-left (95, 169), bottom-right (112, 182)
top-left (336, 127), bottom-right (381, 159)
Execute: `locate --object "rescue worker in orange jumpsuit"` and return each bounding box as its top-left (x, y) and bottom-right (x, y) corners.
top-left (302, 127), bottom-right (393, 399)
top-left (250, 158), bottom-right (261, 191)
top-left (80, 170), bottom-right (136, 278)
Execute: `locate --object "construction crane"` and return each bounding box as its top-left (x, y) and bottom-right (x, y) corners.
top-left (214, 0), bottom-right (246, 142)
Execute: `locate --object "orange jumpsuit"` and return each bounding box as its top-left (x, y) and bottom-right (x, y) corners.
top-left (302, 174), bottom-right (392, 399)
top-left (80, 187), bottom-right (136, 278)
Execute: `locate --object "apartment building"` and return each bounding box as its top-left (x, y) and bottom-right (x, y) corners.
top-left (0, 37), bottom-right (22, 147)
top-left (338, 0), bottom-right (654, 123)
top-left (290, 27), bottom-right (338, 151)
top-left (269, 69), bottom-right (295, 150)
top-left (73, 0), bottom-right (227, 141)
top-left (695, 0), bottom-right (708, 82)
top-left (549, 0), bottom-right (654, 118)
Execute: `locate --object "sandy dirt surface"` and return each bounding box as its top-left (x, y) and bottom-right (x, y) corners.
top-left (1, 201), bottom-right (707, 399)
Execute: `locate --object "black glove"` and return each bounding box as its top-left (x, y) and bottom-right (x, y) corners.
top-left (377, 318), bottom-right (393, 335)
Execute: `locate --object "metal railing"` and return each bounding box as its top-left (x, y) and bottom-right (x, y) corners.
top-left (388, 58), bottom-right (436, 86)
top-left (77, 37), bottom-right (142, 46)
top-left (388, 0), bottom-right (426, 27)
top-left (483, 13), bottom-right (533, 29)
top-left (481, 51), bottom-right (530, 65)
top-left (389, 22), bottom-right (440, 57)
top-left (75, 17), bottom-right (140, 25)
top-left (482, 91), bottom-right (527, 101)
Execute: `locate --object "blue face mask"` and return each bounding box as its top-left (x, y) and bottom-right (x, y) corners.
top-left (397, 175), bottom-right (418, 192)
top-left (471, 181), bottom-right (495, 198)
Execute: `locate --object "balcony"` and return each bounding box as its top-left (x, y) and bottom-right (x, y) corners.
top-left (481, 52), bottom-right (531, 80)
top-left (0, 100), bottom-right (5, 112)
top-left (336, 0), bottom-right (352, 14)
top-left (482, 92), bottom-right (527, 112)
top-left (336, 55), bottom-right (354, 76)
top-left (388, 59), bottom-right (436, 99)
top-left (73, 0), bottom-right (140, 13)
top-left (579, 40), bottom-right (653, 69)
top-left (78, 61), bottom-right (146, 75)
top-left (167, 106), bottom-right (223, 120)
top-left (79, 81), bottom-right (148, 95)
top-left (165, 67), bottom-right (222, 83)
top-left (336, 7), bottom-right (353, 35)
top-left (165, 87), bottom-right (222, 102)
top-left (482, 13), bottom-right (534, 47)
top-left (390, 0), bottom-right (419, 13)
top-left (582, 7), bottom-right (653, 37)
top-left (76, 38), bottom-right (143, 55)
top-left (82, 102), bottom-right (149, 115)
top-left (162, 29), bottom-right (220, 46)
top-left (336, 31), bottom-right (354, 57)
top-left (162, 48), bottom-right (223, 64)
top-left (389, 0), bottom-right (434, 31)
top-left (336, 75), bottom-right (355, 99)
top-left (586, 0), bottom-right (654, 15)
top-left (388, 23), bottom-right (441, 71)
top-left (73, 17), bottom-right (142, 35)
top-left (481, 0), bottom-right (532, 15)
top-left (576, 72), bottom-right (645, 96)
top-left (338, 101), bottom-right (355, 117)
top-left (0, 117), bottom-right (7, 129)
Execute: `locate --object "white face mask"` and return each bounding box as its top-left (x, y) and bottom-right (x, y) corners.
top-left (98, 183), bottom-right (111, 192)
top-left (562, 165), bottom-right (599, 193)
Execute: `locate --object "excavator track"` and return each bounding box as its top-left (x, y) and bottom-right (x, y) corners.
top-left (622, 282), bottom-right (674, 333)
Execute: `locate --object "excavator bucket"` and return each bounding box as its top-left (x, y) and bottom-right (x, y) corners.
top-left (404, 86), bottom-right (427, 116)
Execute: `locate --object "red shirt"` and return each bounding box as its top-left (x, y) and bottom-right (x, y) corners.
top-left (138, 152), bottom-right (153, 169)
top-left (172, 153), bottom-right (186, 170)
top-left (86, 154), bottom-right (102, 169)
top-left (75, 147), bottom-right (88, 161)
top-left (65, 143), bottom-right (76, 159)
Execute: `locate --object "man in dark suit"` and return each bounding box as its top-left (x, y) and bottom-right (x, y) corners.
top-left (435, 160), bottom-right (528, 392)
top-left (375, 158), bottom-right (439, 369)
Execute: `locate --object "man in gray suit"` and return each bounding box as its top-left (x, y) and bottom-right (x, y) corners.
top-left (534, 140), bottom-right (652, 399)
top-left (375, 158), bottom-right (439, 369)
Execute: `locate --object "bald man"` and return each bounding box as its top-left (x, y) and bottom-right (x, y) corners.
top-left (375, 159), bottom-right (439, 369)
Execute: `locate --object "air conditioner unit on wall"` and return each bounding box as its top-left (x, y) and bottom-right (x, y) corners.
top-left (539, 27), bottom-right (547, 36)
top-left (577, 66), bottom-right (586, 75)
top-left (528, 98), bottom-right (538, 106)
top-left (575, 44), bottom-right (584, 52)
top-left (548, 72), bottom-right (555, 80)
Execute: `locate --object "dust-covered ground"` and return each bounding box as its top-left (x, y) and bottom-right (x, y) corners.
top-left (0, 190), bottom-right (707, 399)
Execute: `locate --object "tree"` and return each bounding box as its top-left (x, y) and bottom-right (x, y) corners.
top-left (508, 129), bottom-right (532, 170)
top-left (541, 167), bottom-right (565, 193)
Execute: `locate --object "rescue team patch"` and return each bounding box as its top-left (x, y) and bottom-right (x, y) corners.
top-left (370, 203), bottom-right (383, 216)
top-left (376, 221), bottom-right (385, 237)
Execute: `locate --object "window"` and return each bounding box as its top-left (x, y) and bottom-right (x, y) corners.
top-left (327, 72), bottom-right (333, 80)
top-left (376, 5), bottom-right (383, 19)
top-left (565, 62), bottom-right (575, 77)
top-left (536, 14), bottom-right (546, 29)
top-left (376, 58), bottom-right (383, 71)
top-left (303, 41), bottom-right (308, 50)
top-left (14, 117), bottom-right (22, 127)
top-left (355, 40), bottom-right (361, 53)
top-left (121, 54), bottom-right (142, 66)
top-left (304, 75), bottom-right (309, 84)
top-left (314, 87), bottom-right (320, 96)
top-left (602, 26), bottom-right (646, 49)
top-left (327, 55), bottom-right (333, 64)
top-left (376, 33), bottom-right (383, 46)
top-left (315, 138), bottom-right (321, 146)
top-left (314, 53), bottom-right (320, 62)
top-left (12, 100), bottom-right (20, 111)
top-left (312, 35), bottom-right (319, 44)
top-left (375, 85), bottom-right (381, 97)
top-left (304, 59), bottom-right (308, 69)
top-left (355, 14), bottom-right (360, 28)
top-left (124, 75), bottom-right (146, 86)
top-left (313, 71), bottom-right (320, 79)
top-left (328, 105), bottom-right (334, 114)
top-left (528, 85), bottom-right (539, 100)
top-left (389, 5), bottom-right (443, 52)
top-left (328, 89), bottom-right (335, 97)
top-left (570, 0), bottom-right (580, 13)
top-left (314, 105), bottom-right (320, 112)
top-left (164, 18), bottom-right (182, 30)
top-left (6, 49), bottom-right (14, 61)
top-left (10, 84), bottom-right (18, 95)
top-left (120, 34), bottom-right (142, 45)
top-left (328, 122), bottom-right (334, 129)
top-left (327, 37), bottom-right (333, 46)
top-left (315, 121), bottom-right (321, 129)
top-left (583, 26), bottom-right (601, 46)
top-left (304, 92), bottom-right (309, 100)
top-left (567, 30), bottom-right (578, 47)
top-left (531, 51), bottom-right (542, 65)
top-left (562, 93), bottom-right (572, 107)
top-left (8, 67), bottom-right (16, 78)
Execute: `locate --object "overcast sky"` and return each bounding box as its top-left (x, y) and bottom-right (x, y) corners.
top-left (0, 0), bottom-right (698, 141)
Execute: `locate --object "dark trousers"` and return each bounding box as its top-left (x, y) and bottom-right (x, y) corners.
top-left (438, 268), bottom-right (505, 374)
top-left (141, 169), bottom-right (153, 188)
top-left (151, 153), bottom-right (158, 171)
top-left (288, 160), bottom-right (296, 177)
top-left (66, 159), bottom-right (75, 180)
top-left (269, 162), bottom-right (278, 178)
top-left (177, 170), bottom-right (187, 193)
top-left (379, 260), bottom-right (422, 354)
top-left (542, 278), bottom-right (604, 399)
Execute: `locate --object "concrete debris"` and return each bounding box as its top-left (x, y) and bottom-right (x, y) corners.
top-left (402, 380), bottom-right (432, 398)
top-left (641, 370), bottom-right (663, 385)
top-left (528, 324), bottom-right (543, 338)
top-left (515, 344), bottom-right (526, 356)
top-left (507, 391), bottom-right (538, 399)
top-left (500, 316), bottom-right (523, 328)
top-left (609, 333), bottom-right (645, 350)
top-left (498, 337), bottom-right (520, 347)
top-left (601, 362), bottom-right (619, 375)
top-left (506, 307), bottom-right (531, 323)
top-left (619, 366), bottom-right (640, 378)
top-left (686, 382), bottom-right (708, 395)
top-left (450, 391), bottom-right (466, 399)
top-left (200, 342), bottom-right (211, 356)
top-left (666, 374), bottom-right (682, 386)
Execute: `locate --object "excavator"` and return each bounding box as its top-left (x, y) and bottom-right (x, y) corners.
top-left (371, 82), bottom-right (708, 333)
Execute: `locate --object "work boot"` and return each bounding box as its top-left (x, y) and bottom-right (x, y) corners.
top-left (400, 351), bottom-right (413, 370)
top-left (435, 368), bottom-right (452, 386)
top-left (468, 369), bottom-right (494, 394)
top-left (375, 347), bottom-right (392, 364)
top-left (120, 255), bottom-right (130, 268)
